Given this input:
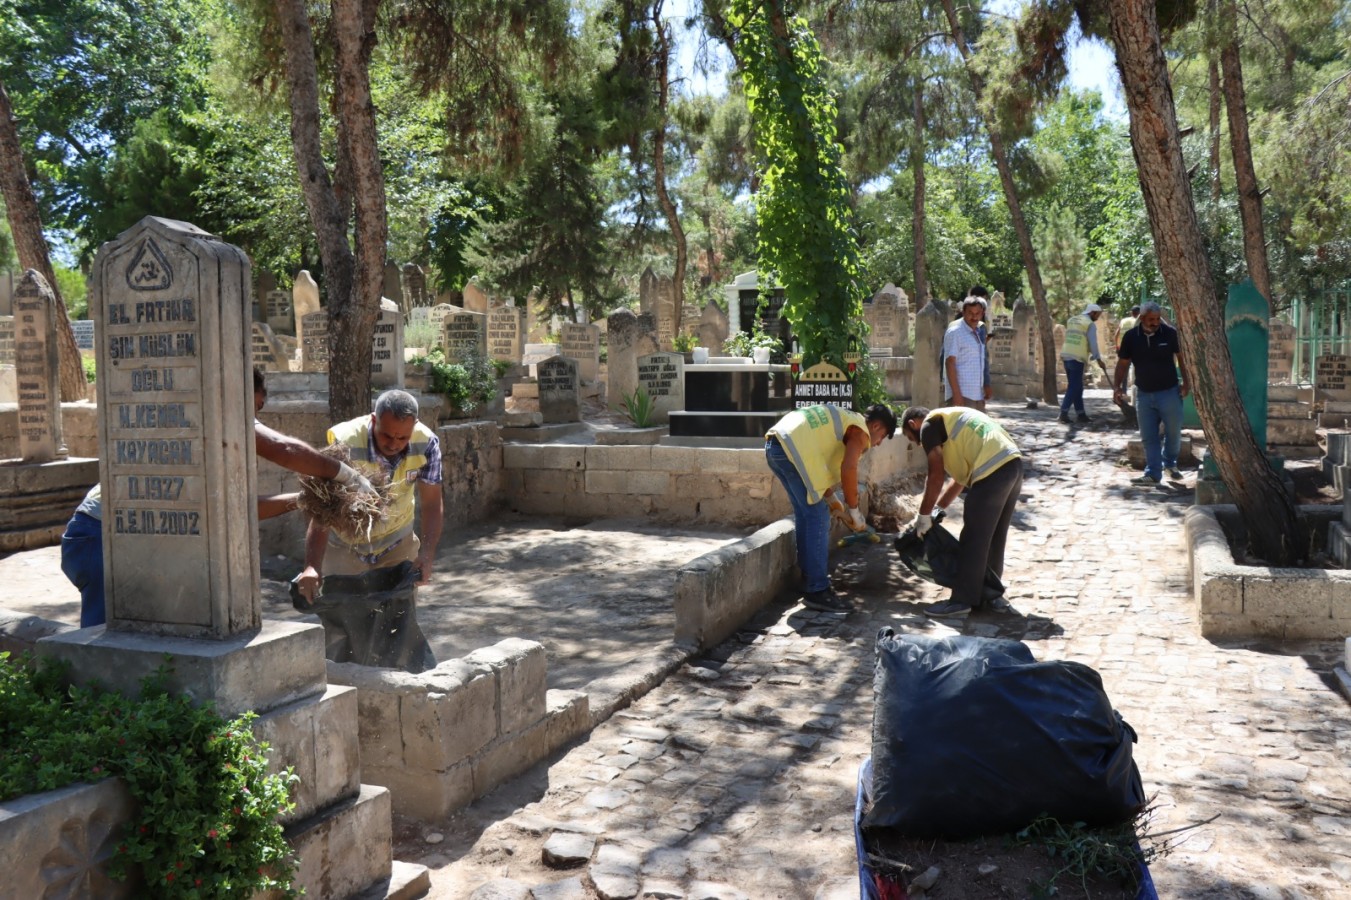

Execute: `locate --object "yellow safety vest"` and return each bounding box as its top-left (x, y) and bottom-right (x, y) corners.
top-left (928, 407), bottom-right (1021, 487)
top-left (1061, 314), bottom-right (1093, 363)
top-left (1116, 316), bottom-right (1136, 349)
top-left (767, 405), bottom-right (870, 504)
top-left (329, 415), bottom-right (436, 555)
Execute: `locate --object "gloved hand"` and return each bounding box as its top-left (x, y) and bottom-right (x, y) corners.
top-left (933, 505), bottom-right (947, 525)
top-left (846, 506), bottom-right (867, 532)
top-left (335, 461), bottom-right (378, 497)
top-left (913, 513), bottom-right (933, 537)
top-left (825, 489), bottom-right (847, 520)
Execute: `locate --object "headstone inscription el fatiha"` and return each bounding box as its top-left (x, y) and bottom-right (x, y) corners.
top-left (70, 319), bottom-right (96, 350)
top-left (442, 310), bottom-right (488, 364)
top-left (558, 322), bottom-right (600, 383)
top-left (371, 298), bottom-right (404, 388)
top-left (13, 269), bottom-right (65, 462)
top-left (1316, 354), bottom-right (1351, 404)
top-left (300, 310), bottom-right (329, 372)
top-left (537, 355), bottom-right (580, 423)
top-left (90, 216), bottom-right (259, 636)
top-left (635, 351), bottom-right (684, 425)
top-left (487, 306), bottom-right (524, 363)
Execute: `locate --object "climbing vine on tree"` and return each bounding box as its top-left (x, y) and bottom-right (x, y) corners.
top-left (727, 0), bottom-right (872, 391)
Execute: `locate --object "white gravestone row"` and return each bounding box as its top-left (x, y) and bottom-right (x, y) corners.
top-left (14, 271), bottom-right (65, 462)
top-left (537, 356), bottom-right (580, 423)
top-left (442, 310), bottom-right (487, 364)
top-left (635, 351), bottom-right (684, 425)
top-left (91, 217), bottom-right (258, 636)
top-left (371, 299), bottom-right (404, 388)
top-left (70, 319), bottom-right (96, 350)
top-left (558, 322), bottom-right (600, 383)
top-left (487, 306), bottom-right (524, 363)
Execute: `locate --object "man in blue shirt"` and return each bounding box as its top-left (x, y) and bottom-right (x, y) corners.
top-left (1113, 302), bottom-right (1190, 485)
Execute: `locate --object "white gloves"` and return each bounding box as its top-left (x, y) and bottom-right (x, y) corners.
top-left (335, 462), bottom-right (378, 497)
top-left (826, 490), bottom-right (847, 519)
top-left (914, 513), bottom-right (933, 537)
top-left (846, 506), bottom-right (867, 532)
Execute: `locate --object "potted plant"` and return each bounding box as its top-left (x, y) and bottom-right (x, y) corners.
top-left (724, 329), bottom-right (783, 364)
top-left (672, 331), bottom-right (699, 363)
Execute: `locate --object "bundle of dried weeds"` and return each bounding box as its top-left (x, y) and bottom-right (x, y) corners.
top-left (297, 444), bottom-right (392, 544)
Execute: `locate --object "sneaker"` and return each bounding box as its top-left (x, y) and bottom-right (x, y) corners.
top-left (802, 589), bottom-right (849, 613)
top-left (1076, 413), bottom-right (1092, 423)
top-left (1131, 474), bottom-right (1161, 486)
top-left (1166, 467), bottom-right (1185, 480)
top-left (983, 596), bottom-right (1016, 614)
top-left (922, 599), bottom-right (972, 618)
top-left (1057, 411), bottom-right (1070, 424)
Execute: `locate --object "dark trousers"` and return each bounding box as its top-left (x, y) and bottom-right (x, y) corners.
top-left (60, 511), bottom-right (105, 627)
top-left (952, 460), bottom-right (1023, 608)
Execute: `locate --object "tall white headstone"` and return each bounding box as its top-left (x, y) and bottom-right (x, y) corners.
top-left (372, 298), bottom-right (405, 388)
top-left (487, 305), bottom-right (524, 363)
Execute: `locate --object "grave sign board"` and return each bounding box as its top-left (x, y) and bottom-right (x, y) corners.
top-left (791, 361), bottom-right (855, 410)
top-left (90, 216), bottom-right (258, 637)
top-left (264, 288), bottom-right (293, 335)
top-left (989, 327), bottom-right (1018, 376)
top-left (537, 355), bottom-right (580, 423)
top-left (635, 351), bottom-right (684, 425)
top-left (371, 299), bottom-right (404, 388)
top-left (558, 322), bottom-right (600, 382)
top-left (487, 306), bottom-right (524, 363)
top-left (251, 322), bottom-right (285, 372)
top-left (1268, 319), bottom-right (1295, 384)
top-left (426, 304), bottom-right (457, 343)
top-left (300, 311), bottom-right (329, 372)
top-left (1315, 354), bottom-right (1351, 403)
top-left (14, 270), bottom-right (64, 462)
top-left (71, 319), bottom-right (96, 350)
top-left (442, 310), bottom-right (488, 364)
top-left (0, 314), bottom-right (16, 365)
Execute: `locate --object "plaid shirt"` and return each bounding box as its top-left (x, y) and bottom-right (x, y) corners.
top-left (366, 426), bottom-right (442, 485)
top-left (942, 319), bottom-right (987, 400)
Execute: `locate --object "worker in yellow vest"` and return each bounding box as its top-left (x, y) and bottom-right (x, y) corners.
top-left (765, 403), bottom-right (897, 612)
top-left (1058, 303), bottom-right (1110, 425)
top-left (900, 405), bottom-right (1023, 618)
top-left (296, 389), bottom-right (444, 600)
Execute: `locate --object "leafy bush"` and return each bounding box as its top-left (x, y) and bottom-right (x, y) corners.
top-left (81, 353), bottom-right (97, 383)
top-left (413, 347), bottom-right (497, 414)
top-left (672, 331), bottom-right (698, 353)
top-left (723, 327), bottom-right (782, 358)
top-left (403, 320), bottom-right (439, 352)
top-left (0, 653), bottom-right (298, 898)
top-left (616, 387), bottom-right (655, 428)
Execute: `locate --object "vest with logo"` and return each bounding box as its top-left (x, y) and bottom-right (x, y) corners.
top-left (929, 408), bottom-right (1021, 486)
top-left (1061, 313), bottom-right (1093, 363)
top-left (329, 415), bottom-right (435, 555)
top-left (767, 405), bottom-right (870, 504)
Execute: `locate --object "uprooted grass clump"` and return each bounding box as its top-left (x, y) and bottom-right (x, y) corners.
top-left (296, 444), bottom-right (391, 544)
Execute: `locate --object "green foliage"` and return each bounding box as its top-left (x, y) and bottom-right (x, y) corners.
top-left (615, 386), bottom-right (655, 428)
top-left (53, 265), bottom-right (88, 319)
top-left (850, 358), bottom-right (889, 411)
top-left (80, 353), bottom-right (96, 383)
top-left (413, 347), bottom-right (497, 415)
top-left (722, 327), bottom-right (782, 358)
top-left (728, 0), bottom-right (867, 372)
top-left (671, 331), bottom-right (698, 353)
top-left (1013, 813), bottom-right (1152, 897)
top-left (0, 653), bottom-right (297, 898)
top-left (1026, 204), bottom-right (1105, 321)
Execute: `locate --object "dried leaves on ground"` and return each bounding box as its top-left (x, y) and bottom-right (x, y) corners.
top-left (296, 444), bottom-right (391, 544)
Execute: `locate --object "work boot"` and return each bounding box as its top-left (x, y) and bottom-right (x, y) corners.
top-left (802, 589), bottom-right (849, 613)
top-left (922, 599), bottom-right (972, 618)
top-left (1076, 413), bottom-right (1092, 424)
top-left (1057, 410), bottom-right (1070, 424)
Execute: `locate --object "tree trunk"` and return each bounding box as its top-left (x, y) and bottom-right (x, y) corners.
top-left (939, 0), bottom-right (1058, 404)
top-left (330, 0), bottom-right (387, 421)
top-left (652, 4), bottom-right (688, 336)
top-left (911, 80), bottom-right (928, 309)
top-left (1219, 2), bottom-right (1273, 304)
top-left (0, 80), bottom-right (87, 403)
top-left (1107, 0), bottom-right (1303, 565)
top-left (1207, 55), bottom-right (1221, 206)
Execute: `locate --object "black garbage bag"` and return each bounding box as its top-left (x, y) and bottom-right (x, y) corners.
top-left (290, 561), bottom-right (436, 674)
top-left (864, 629), bottom-right (1146, 838)
top-left (893, 522), bottom-right (1005, 606)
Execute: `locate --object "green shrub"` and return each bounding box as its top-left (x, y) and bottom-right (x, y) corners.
top-left (0, 653), bottom-right (298, 898)
top-left (81, 354), bottom-right (97, 383)
top-left (412, 347), bottom-right (497, 414)
top-left (616, 387), bottom-right (655, 428)
top-left (672, 331), bottom-right (698, 353)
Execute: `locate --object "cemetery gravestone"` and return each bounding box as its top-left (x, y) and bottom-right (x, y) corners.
top-left (251, 322), bottom-right (285, 371)
top-left (371, 298), bottom-right (404, 388)
top-left (443, 310), bottom-right (488, 364)
top-left (912, 301), bottom-right (947, 410)
top-left (698, 302), bottom-right (729, 352)
top-left (487, 306), bottom-right (524, 363)
top-left (301, 311), bottom-right (329, 372)
top-left (265, 288), bottom-right (293, 335)
top-left (635, 352), bottom-right (684, 424)
top-left (989, 328), bottom-right (1017, 375)
top-left (866, 285), bottom-right (906, 356)
top-left (90, 216), bottom-right (258, 636)
top-left (383, 260), bottom-right (404, 312)
top-left (537, 356), bottom-right (580, 423)
top-left (426, 303), bottom-right (456, 334)
top-left (14, 270), bottom-right (64, 462)
top-left (292, 270), bottom-right (321, 348)
top-left (559, 322), bottom-right (601, 383)
top-left (607, 309), bottom-right (660, 409)
top-left (71, 319), bottom-right (96, 350)
top-left (1268, 319), bottom-right (1295, 384)
top-left (402, 263), bottom-right (428, 309)
top-left (640, 267), bottom-right (678, 350)
top-left (463, 282), bottom-right (490, 314)
top-left (1316, 354), bottom-right (1351, 404)
top-left (0, 315), bottom-right (14, 365)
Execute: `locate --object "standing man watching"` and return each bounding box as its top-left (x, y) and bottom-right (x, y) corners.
top-left (900, 405), bottom-right (1023, 619)
top-left (1114, 301), bottom-right (1190, 485)
top-left (1058, 303), bottom-right (1110, 424)
top-left (765, 403), bottom-right (896, 612)
top-left (296, 389), bottom-right (443, 598)
top-left (943, 287), bottom-right (992, 411)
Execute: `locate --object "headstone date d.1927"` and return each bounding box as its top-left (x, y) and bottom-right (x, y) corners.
top-left (90, 216), bottom-right (259, 637)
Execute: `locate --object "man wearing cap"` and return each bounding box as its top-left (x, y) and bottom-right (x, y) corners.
top-left (764, 403), bottom-right (897, 612)
top-left (899, 404), bottom-right (1023, 618)
top-left (1058, 303), bottom-right (1110, 424)
top-left (942, 286), bottom-right (992, 411)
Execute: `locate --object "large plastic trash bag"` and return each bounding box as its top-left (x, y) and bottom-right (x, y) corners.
top-left (290, 560), bottom-right (436, 674)
top-left (864, 630), bottom-right (1146, 838)
top-left (892, 522), bottom-right (1005, 606)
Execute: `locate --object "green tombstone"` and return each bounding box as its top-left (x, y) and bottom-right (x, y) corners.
top-left (1199, 279), bottom-right (1270, 480)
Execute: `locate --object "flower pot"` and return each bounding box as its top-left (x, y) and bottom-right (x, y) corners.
top-left (691, 347), bottom-right (710, 364)
top-left (752, 347), bottom-right (772, 365)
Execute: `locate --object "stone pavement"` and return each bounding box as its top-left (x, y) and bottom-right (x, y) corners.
top-left (408, 398), bottom-right (1351, 900)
